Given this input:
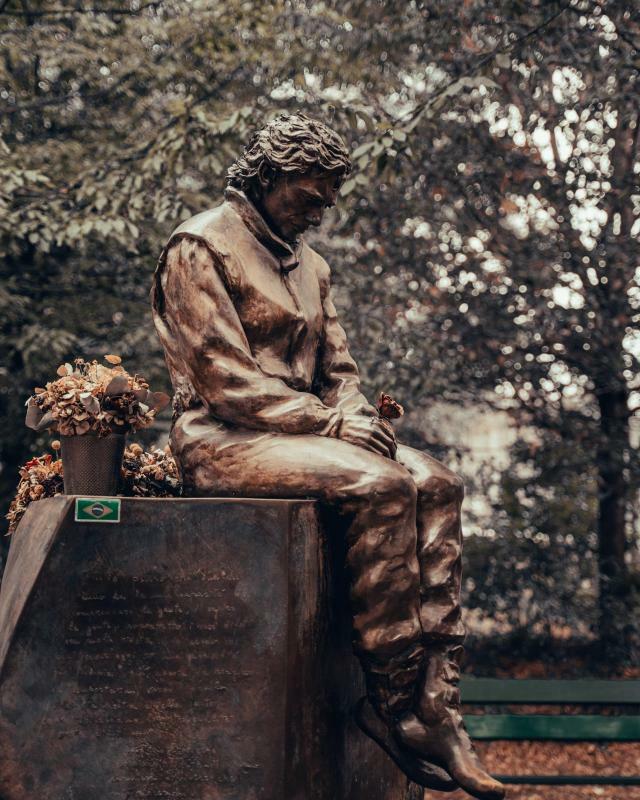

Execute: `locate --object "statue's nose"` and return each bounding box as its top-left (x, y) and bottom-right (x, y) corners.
top-left (306, 210), bottom-right (322, 227)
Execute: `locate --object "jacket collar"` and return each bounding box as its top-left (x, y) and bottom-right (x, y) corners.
top-left (224, 186), bottom-right (302, 273)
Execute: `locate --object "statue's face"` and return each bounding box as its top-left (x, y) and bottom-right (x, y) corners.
top-left (261, 170), bottom-right (342, 241)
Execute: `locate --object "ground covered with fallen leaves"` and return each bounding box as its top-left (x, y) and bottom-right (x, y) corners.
top-left (424, 651), bottom-right (640, 800)
top-left (428, 741), bottom-right (640, 800)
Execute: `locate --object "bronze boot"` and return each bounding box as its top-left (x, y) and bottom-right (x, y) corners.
top-left (356, 648), bottom-right (456, 792)
top-left (396, 644), bottom-right (506, 800)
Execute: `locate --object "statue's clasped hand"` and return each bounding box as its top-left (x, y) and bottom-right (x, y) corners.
top-left (337, 412), bottom-right (397, 459)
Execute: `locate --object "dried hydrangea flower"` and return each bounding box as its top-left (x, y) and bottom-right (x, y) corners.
top-left (24, 355), bottom-right (170, 437)
top-left (6, 453), bottom-right (64, 533)
top-left (120, 443), bottom-right (182, 498)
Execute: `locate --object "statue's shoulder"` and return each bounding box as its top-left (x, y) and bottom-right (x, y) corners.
top-left (166, 201), bottom-right (243, 253)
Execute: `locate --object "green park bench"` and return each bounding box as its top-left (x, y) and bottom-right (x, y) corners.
top-left (460, 678), bottom-right (640, 786)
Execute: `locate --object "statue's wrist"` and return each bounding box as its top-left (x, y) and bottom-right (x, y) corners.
top-left (327, 409), bottom-right (344, 439)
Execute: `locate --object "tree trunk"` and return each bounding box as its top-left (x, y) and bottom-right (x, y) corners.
top-left (596, 386), bottom-right (630, 648)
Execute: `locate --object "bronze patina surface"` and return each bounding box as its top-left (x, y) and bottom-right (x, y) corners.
top-left (0, 496), bottom-right (422, 800)
top-left (150, 114), bottom-right (504, 799)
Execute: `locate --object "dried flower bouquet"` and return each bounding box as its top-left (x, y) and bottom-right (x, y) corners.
top-left (5, 453), bottom-right (64, 533)
top-left (120, 443), bottom-right (182, 498)
top-left (6, 442), bottom-right (182, 534)
top-left (24, 355), bottom-right (170, 436)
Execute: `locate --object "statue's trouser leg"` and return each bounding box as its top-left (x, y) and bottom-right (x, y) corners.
top-left (171, 414), bottom-right (498, 794)
top-left (172, 421), bottom-right (424, 666)
top-left (395, 445), bottom-right (505, 800)
top-left (395, 444), bottom-right (465, 645)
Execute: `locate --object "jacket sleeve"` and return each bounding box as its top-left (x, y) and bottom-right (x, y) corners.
top-left (156, 236), bottom-right (344, 436)
top-left (314, 258), bottom-right (375, 414)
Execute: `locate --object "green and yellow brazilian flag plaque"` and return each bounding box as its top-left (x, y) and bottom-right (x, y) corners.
top-left (74, 498), bottom-right (121, 523)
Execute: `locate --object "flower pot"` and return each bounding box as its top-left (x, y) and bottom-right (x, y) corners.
top-left (60, 432), bottom-right (126, 496)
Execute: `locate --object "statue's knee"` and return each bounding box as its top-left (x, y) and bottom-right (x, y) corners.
top-left (450, 472), bottom-right (465, 502)
top-left (361, 462), bottom-right (417, 508)
top-left (420, 471), bottom-right (464, 505)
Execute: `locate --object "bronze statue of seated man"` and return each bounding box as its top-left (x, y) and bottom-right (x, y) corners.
top-left (150, 113), bottom-right (504, 800)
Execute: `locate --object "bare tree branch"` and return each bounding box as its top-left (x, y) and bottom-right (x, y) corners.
top-left (397, 1), bottom-right (573, 127)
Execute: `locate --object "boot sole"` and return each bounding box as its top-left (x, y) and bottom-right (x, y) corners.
top-left (397, 715), bottom-right (506, 800)
top-left (354, 698), bottom-right (457, 792)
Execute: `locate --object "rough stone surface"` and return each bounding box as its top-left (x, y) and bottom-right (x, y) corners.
top-left (0, 496), bottom-right (418, 800)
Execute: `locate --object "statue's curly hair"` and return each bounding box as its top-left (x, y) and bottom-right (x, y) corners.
top-left (226, 113), bottom-right (351, 196)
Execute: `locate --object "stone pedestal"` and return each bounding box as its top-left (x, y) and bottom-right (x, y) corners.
top-left (0, 497), bottom-right (418, 800)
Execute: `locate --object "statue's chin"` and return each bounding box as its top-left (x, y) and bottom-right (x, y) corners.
top-left (286, 222), bottom-right (305, 235)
